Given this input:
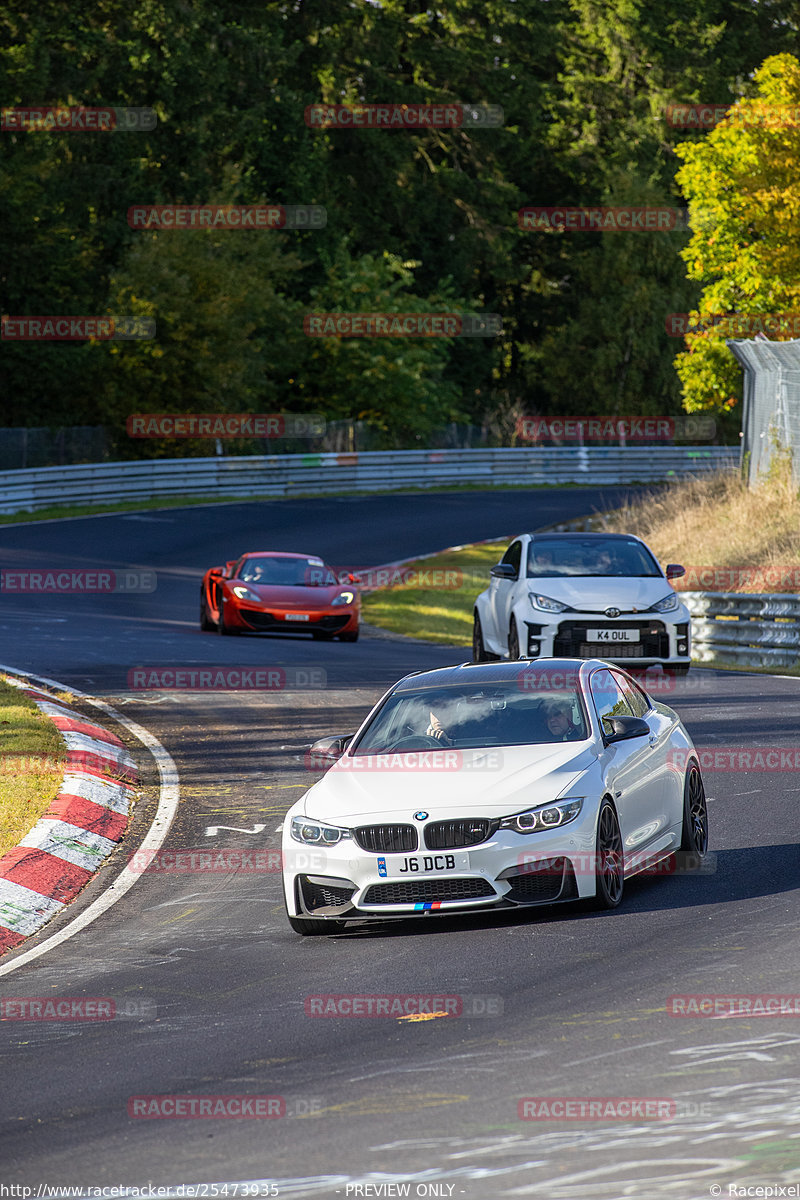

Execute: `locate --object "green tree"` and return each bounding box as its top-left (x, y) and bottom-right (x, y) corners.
top-left (297, 246), bottom-right (466, 446)
top-left (103, 227), bottom-right (306, 456)
top-left (674, 53), bottom-right (800, 413)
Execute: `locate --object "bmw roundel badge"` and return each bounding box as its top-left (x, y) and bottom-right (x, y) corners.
top-left (413, 811), bottom-right (428, 821)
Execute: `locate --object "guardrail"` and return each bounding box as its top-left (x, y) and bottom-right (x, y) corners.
top-left (0, 446), bottom-right (739, 515)
top-left (683, 592), bottom-right (800, 669)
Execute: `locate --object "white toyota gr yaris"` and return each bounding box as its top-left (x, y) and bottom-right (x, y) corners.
top-left (472, 531), bottom-right (691, 673)
top-left (282, 659), bottom-right (708, 934)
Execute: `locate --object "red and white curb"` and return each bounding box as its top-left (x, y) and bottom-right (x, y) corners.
top-left (0, 681), bottom-right (138, 956)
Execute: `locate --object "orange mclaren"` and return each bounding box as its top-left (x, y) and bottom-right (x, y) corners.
top-left (200, 551), bottom-right (360, 641)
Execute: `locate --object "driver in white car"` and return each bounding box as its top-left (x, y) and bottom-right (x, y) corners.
top-left (544, 697), bottom-right (584, 742)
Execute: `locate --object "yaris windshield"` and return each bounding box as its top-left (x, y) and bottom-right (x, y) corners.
top-left (526, 538), bottom-right (661, 579)
top-left (352, 676), bottom-right (589, 751)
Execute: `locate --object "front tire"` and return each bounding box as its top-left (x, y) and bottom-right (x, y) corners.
top-left (473, 612), bottom-right (496, 663)
top-left (200, 591), bottom-right (215, 632)
top-left (680, 761), bottom-right (708, 856)
top-left (664, 662), bottom-right (691, 676)
top-left (338, 628), bottom-right (359, 642)
top-left (508, 616), bottom-right (521, 661)
top-left (590, 800), bottom-right (624, 910)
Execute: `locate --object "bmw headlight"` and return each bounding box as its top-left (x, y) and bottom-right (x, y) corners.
top-left (529, 593), bottom-right (570, 613)
top-left (649, 592), bottom-right (679, 613)
top-left (290, 817), bottom-right (350, 846)
top-left (331, 591), bottom-right (355, 606)
top-left (500, 798), bottom-right (583, 834)
top-left (232, 585), bottom-right (261, 602)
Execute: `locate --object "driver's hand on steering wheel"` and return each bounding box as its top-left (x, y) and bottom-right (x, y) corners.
top-left (426, 711), bottom-right (452, 745)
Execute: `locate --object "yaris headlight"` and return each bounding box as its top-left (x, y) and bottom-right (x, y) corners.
top-left (649, 592), bottom-right (679, 613)
top-left (529, 593), bottom-right (570, 613)
top-left (331, 590), bottom-right (355, 606)
top-left (290, 817), bottom-right (350, 846)
top-left (500, 798), bottom-right (583, 834)
top-left (231, 585), bottom-right (261, 602)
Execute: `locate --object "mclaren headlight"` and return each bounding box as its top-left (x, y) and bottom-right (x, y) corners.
top-left (500, 798), bottom-right (583, 834)
top-left (331, 591), bottom-right (355, 606)
top-left (231, 585), bottom-right (261, 602)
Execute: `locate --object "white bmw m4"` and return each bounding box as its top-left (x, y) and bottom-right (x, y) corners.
top-left (282, 659), bottom-right (708, 934)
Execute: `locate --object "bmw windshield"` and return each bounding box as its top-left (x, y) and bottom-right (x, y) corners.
top-left (351, 675), bottom-right (589, 751)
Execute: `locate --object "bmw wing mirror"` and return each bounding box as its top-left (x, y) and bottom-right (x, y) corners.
top-left (307, 734), bottom-right (354, 766)
top-left (603, 716), bottom-right (650, 745)
top-left (665, 564), bottom-right (685, 580)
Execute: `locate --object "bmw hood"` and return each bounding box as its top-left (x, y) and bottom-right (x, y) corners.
top-left (528, 576), bottom-right (679, 613)
top-left (296, 743), bottom-right (596, 823)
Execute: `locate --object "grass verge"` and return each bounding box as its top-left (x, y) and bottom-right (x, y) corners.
top-left (361, 540), bottom-right (507, 645)
top-left (0, 678), bottom-right (67, 859)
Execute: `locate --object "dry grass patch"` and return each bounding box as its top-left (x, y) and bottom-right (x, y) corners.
top-left (0, 678), bottom-right (67, 859)
top-left (603, 458), bottom-right (800, 591)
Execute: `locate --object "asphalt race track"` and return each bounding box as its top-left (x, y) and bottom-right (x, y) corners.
top-left (2, 486), bottom-right (800, 1200)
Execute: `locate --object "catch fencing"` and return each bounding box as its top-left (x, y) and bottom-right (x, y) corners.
top-left (728, 337), bottom-right (800, 486)
top-left (0, 446), bottom-right (738, 516)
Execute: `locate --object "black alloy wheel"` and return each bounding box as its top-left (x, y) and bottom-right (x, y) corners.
top-left (591, 801), bottom-right (624, 910)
